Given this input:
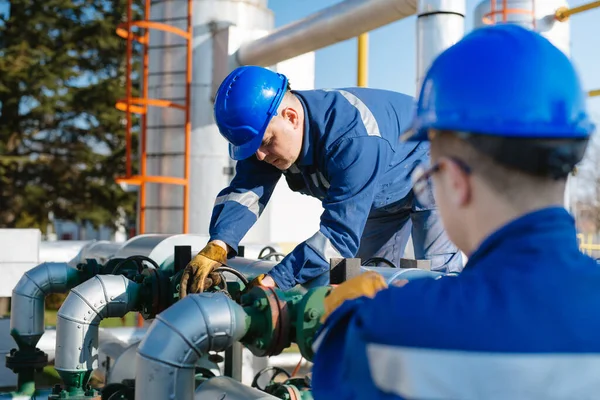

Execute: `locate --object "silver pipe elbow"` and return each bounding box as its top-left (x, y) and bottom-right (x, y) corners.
top-left (135, 292), bottom-right (249, 400)
top-left (54, 275), bottom-right (141, 376)
top-left (10, 262), bottom-right (81, 347)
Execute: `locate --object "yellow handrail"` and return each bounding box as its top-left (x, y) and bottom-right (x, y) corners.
top-left (589, 89), bottom-right (600, 97)
top-left (555, 0), bottom-right (600, 22)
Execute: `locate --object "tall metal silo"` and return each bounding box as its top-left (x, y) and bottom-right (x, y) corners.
top-left (144, 0), bottom-right (274, 234)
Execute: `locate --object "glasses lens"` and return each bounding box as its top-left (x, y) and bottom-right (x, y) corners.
top-left (412, 166), bottom-right (427, 193)
top-left (411, 165), bottom-right (435, 207)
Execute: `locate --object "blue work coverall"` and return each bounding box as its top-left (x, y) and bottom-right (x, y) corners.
top-left (311, 207), bottom-right (600, 399)
top-left (209, 88), bottom-right (462, 290)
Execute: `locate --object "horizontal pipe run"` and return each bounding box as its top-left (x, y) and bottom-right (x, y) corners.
top-left (234, 0), bottom-right (418, 67)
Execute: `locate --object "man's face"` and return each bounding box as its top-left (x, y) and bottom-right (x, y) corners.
top-left (255, 107), bottom-right (303, 171)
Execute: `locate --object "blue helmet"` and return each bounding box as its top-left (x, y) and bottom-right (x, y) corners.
top-left (402, 24), bottom-right (595, 142)
top-left (214, 65), bottom-right (289, 160)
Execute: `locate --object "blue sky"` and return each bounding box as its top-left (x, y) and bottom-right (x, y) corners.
top-left (269, 0), bottom-right (600, 120)
top-left (2, 1), bottom-right (597, 131)
top-left (1, 0), bottom-right (596, 116)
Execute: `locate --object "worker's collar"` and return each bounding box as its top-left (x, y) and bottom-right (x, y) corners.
top-left (465, 206), bottom-right (579, 269)
top-left (294, 92), bottom-right (316, 167)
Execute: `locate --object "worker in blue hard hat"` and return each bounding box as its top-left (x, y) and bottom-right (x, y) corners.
top-left (310, 24), bottom-right (599, 399)
top-left (178, 64), bottom-right (463, 296)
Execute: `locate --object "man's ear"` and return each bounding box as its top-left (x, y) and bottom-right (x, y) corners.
top-left (281, 107), bottom-right (299, 128)
top-left (444, 158), bottom-right (472, 208)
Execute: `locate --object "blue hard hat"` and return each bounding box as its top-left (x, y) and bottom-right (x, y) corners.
top-left (214, 65), bottom-right (289, 160)
top-left (402, 24), bottom-right (595, 142)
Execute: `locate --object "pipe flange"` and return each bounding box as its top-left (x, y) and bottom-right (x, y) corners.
top-left (5, 347), bottom-right (48, 373)
top-left (295, 286), bottom-right (329, 362)
top-left (49, 384), bottom-right (101, 400)
top-left (242, 287), bottom-right (292, 357)
top-left (139, 268), bottom-right (171, 319)
top-left (267, 287), bottom-right (291, 356)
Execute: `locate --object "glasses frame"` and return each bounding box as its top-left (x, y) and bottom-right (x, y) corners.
top-left (411, 157), bottom-right (472, 200)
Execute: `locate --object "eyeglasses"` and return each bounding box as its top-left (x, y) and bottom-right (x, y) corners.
top-left (411, 157), bottom-right (472, 205)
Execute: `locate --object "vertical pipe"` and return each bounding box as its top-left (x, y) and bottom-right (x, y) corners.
top-left (416, 0), bottom-right (466, 94)
top-left (357, 33), bottom-right (369, 87)
top-left (183, 0), bottom-right (193, 234)
top-left (139, 0), bottom-right (150, 235)
top-left (55, 275), bottom-right (141, 395)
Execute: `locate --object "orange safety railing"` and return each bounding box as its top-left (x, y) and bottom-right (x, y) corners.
top-left (481, 0), bottom-right (537, 29)
top-left (115, 0), bottom-right (193, 328)
top-left (115, 0), bottom-right (193, 236)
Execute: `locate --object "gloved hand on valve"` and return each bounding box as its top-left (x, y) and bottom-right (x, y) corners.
top-left (321, 271), bottom-right (408, 322)
top-left (246, 273), bottom-right (278, 291)
top-left (179, 241), bottom-right (228, 298)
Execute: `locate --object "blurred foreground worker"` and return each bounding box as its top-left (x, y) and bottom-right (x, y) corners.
top-left (311, 24), bottom-right (598, 399)
top-left (179, 66), bottom-right (463, 296)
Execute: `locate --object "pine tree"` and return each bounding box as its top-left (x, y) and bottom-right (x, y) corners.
top-left (0, 0), bottom-right (142, 232)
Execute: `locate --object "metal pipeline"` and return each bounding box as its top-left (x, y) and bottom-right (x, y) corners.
top-left (134, 292), bottom-right (249, 400)
top-left (194, 376), bottom-right (279, 399)
top-left (223, 257), bottom-right (278, 280)
top-left (225, 257), bottom-right (445, 286)
top-left (234, 0), bottom-right (418, 67)
top-left (54, 275), bottom-right (141, 395)
top-left (10, 262), bottom-right (82, 347)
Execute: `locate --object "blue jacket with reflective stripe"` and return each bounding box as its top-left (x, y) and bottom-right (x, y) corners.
top-left (311, 207), bottom-right (600, 400)
top-left (209, 88), bottom-right (429, 289)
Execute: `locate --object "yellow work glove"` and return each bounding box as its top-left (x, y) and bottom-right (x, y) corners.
top-left (245, 273), bottom-right (277, 290)
top-left (179, 242), bottom-right (227, 298)
top-left (321, 271), bottom-right (388, 322)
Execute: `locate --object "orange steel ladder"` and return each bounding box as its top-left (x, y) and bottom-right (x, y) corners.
top-left (481, 0), bottom-right (537, 29)
top-left (115, 0), bottom-right (193, 236)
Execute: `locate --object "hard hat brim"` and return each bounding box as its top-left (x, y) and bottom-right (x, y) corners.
top-left (229, 130), bottom-right (265, 161)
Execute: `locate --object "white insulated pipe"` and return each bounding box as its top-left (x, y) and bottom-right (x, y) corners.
top-left (416, 0), bottom-right (466, 92)
top-left (11, 262), bottom-right (82, 347)
top-left (235, 0), bottom-right (418, 67)
top-left (135, 293), bottom-right (249, 400)
top-left (54, 275), bottom-right (141, 380)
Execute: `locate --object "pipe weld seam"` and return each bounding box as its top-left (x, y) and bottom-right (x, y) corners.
top-left (56, 313), bottom-right (93, 325)
top-left (417, 10), bottom-right (465, 17)
top-left (70, 289), bottom-right (103, 318)
top-left (137, 351), bottom-right (193, 370)
top-left (23, 271), bottom-right (45, 294)
top-left (153, 313), bottom-right (205, 363)
top-left (11, 291), bottom-right (39, 300)
top-left (193, 296), bottom-right (215, 351)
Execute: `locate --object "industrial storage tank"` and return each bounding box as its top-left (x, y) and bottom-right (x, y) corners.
top-left (145, 0), bottom-right (274, 234)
